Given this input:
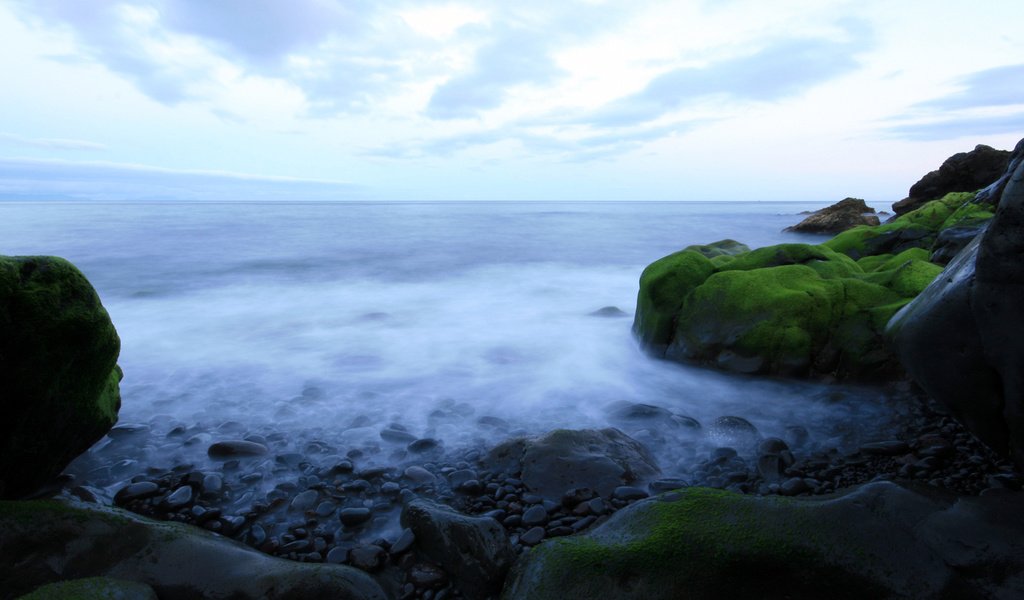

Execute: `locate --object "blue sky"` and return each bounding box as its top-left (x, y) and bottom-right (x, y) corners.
top-left (0, 0), bottom-right (1022, 202)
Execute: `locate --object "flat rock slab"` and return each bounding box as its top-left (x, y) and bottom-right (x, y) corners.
top-left (0, 498), bottom-right (386, 600)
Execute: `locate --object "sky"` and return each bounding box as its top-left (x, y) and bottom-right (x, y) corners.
top-left (0, 0), bottom-right (1022, 203)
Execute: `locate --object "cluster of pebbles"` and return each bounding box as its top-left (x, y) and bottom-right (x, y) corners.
top-left (61, 392), bottom-right (1021, 599)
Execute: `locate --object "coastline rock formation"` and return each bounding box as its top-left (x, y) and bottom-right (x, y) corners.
top-left (503, 482), bottom-right (1024, 599)
top-left (892, 144), bottom-right (1010, 216)
top-left (889, 139), bottom-right (1024, 469)
top-left (0, 256), bottom-right (122, 499)
top-left (785, 197), bottom-right (879, 233)
top-left (0, 498), bottom-right (387, 599)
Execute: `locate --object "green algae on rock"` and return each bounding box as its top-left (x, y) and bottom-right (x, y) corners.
top-left (502, 482), bottom-right (1024, 600)
top-left (0, 256), bottom-right (123, 499)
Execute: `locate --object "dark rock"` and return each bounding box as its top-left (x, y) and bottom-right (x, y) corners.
top-left (648, 479), bottom-right (688, 493)
top-left (522, 505), bottom-right (548, 526)
top-left (708, 417), bottom-right (760, 448)
top-left (0, 498), bottom-right (386, 599)
top-left (348, 544), bottom-right (386, 571)
top-left (207, 440), bottom-right (268, 458)
top-left (561, 487), bottom-right (597, 508)
top-left (290, 489), bottom-right (319, 512)
top-left (408, 562), bottom-right (448, 588)
top-left (401, 498), bottom-right (515, 598)
top-left (758, 438), bottom-right (790, 455)
top-left (408, 438), bottom-right (440, 453)
top-left (894, 144), bottom-right (1011, 215)
top-left (519, 526), bottom-right (545, 546)
top-left (589, 306), bottom-right (628, 317)
top-left (859, 441), bottom-right (910, 456)
top-left (380, 428), bottom-right (417, 444)
top-left (115, 482), bottom-right (160, 504)
top-left (16, 577), bottom-right (157, 599)
top-left (786, 198), bottom-right (880, 233)
top-left (931, 225), bottom-right (986, 265)
top-left (339, 507), bottom-right (372, 527)
top-left (612, 486), bottom-right (649, 501)
top-left (403, 466), bottom-right (436, 485)
top-left (391, 528), bottom-right (415, 554)
top-left (504, 482), bottom-right (1024, 599)
top-left (484, 429), bottom-right (660, 500)
top-left (162, 486), bottom-right (193, 509)
top-left (888, 139), bottom-right (1024, 468)
top-left (779, 477), bottom-right (811, 496)
top-left (0, 256), bottom-right (122, 499)
top-left (202, 474), bottom-right (223, 494)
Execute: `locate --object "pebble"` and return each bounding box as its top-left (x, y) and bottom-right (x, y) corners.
top-left (859, 441), bottom-right (910, 456)
top-left (207, 440), bottom-right (269, 458)
top-left (408, 438), bottom-right (440, 453)
top-left (348, 544), bottom-right (386, 571)
top-left (162, 485), bottom-right (193, 509)
top-left (314, 501), bottom-right (336, 518)
top-left (522, 505), bottom-right (548, 526)
top-left (202, 473), bottom-right (223, 493)
top-left (612, 486), bottom-right (648, 501)
top-left (325, 546), bottom-right (349, 564)
top-left (404, 466), bottom-right (436, 484)
top-left (648, 479), bottom-right (688, 493)
top-left (339, 507), bottom-right (372, 526)
top-left (391, 528), bottom-right (415, 554)
top-left (381, 429), bottom-right (418, 444)
top-left (115, 481), bottom-right (160, 503)
top-left (409, 562), bottom-right (448, 588)
top-left (779, 477), bottom-right (811, 496)
top-left (520, 526), bottom-right (546, 545)
top-left (290, 490), bottom-right (319, 512)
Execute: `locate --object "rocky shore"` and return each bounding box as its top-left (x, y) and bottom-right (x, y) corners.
top-left (4, 139), bottom-right (1024, 599)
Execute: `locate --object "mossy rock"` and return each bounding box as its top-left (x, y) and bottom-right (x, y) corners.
top-left (17, 577), bottom-right (157, 600)
top-left (502, 482), bottom-right (1024, 599)
top-left (632, 250), bottom-right (715, 349)
top-left (0, 256), bottom-right (122, 498)
top-left (681, 239), bottom-right (750, 259)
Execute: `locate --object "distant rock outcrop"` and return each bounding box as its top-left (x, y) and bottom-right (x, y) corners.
top-left (893, 144), bottom-right (1010, 216)
top-left (0, 256), bottom-right (122, 499)
top-left (785, 197), bottom-right (879, 233)
top-left (888, 138), bottom-right (1024, 469)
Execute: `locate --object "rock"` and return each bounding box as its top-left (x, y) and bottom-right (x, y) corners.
top-left (391, 528), bottom-right (415, 554)
top-left (403, 466), bottom-right (436, 485)
top-left (589, 306), bottom-right (628, 317)
top-left (380, 428), bottom-right (417, 444)
top-left (0, 256), bottom-right (122, 499)
top-left (612, 486), bottom-right (649, 501)
top-left (289, 489), bottom-right (319, 512)
top-left (202, 473), bottom-right (223, 494)
top-left (407, 438), bottom-right (439, 453)
top-left (408, 562), bottom-right (448, 588)
top-left (522, 505), bottom-right (548, 526)
top-left (339, 507), bottom-right (372, 527)
top-left (503, 482), bottom-right (1024, 599)
top-left (779, 477), bottom-right (811, 496)
top-left (348, 544), bottom-right (386, 571)
top-left (519, 526), bottom-right (545, 546)
top-left (207, 440), bottom-right (268, 458)
top-left (16, 577), bottom-right (157, 599)
top-left (859, 441), bottom-right (909, 456)
top-left (680, 239), bottom-right (751, 259)
top-left (114, 482), bottom-right (160, 504)
top-left (708, 417), bottom-right (760, 448)
top-left (0, 498), bottom-right (386, 599)
top-left (894, 144), bottom-right (1011, 215)
top-left (484, 428), bottom-right (660, 499)
top-left (888, 139), bottom-right (1024, 468)
top-left (401, 498), bottom-right (515, 598)
top-left (785, 198), bottom-right (880, 233)
top-left (161, 486), bottom-right (193, 509)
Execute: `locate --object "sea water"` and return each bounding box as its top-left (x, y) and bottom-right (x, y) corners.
top-left (0, 200), bottom-right (906, 491)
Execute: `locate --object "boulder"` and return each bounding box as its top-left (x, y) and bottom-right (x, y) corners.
top-left (401, 498), bottom-right (515, 598)
top-left (484, 428), bottom-right (660, 499)
top-left (893, 144), bottom-right (1010, 215)
top-left (889, 147), bottom-right (1024, 467)
top-left (0, 498), bottom-right (386, 600)
top-left (0, 256), bottom-right (122, 499)
top-left (502, 482), bottom-right (1024, 599)
top-left (16, 577), bottom-right (157, 600)
top-left (785, 198), bottom-right (880, 233)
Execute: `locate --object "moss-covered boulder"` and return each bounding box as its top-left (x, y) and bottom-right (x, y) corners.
top-left (16, 577), bottom-right (157, 600)
top-left (502, 482), bottom-right (1024, 599)
top-left (0, 256), bottom-right (122, 498)
top-left (0, 498), bottom-right (387, 599)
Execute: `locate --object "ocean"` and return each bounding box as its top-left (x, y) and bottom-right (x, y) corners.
top-left (0, 200), bottom-right (906, 492)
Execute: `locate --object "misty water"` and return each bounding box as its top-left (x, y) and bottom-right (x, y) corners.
top-left (2, 200), bottom-right (910, 497)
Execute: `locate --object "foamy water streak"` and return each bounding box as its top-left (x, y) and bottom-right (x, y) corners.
top-left (0, 200), bottom-right (902, 490)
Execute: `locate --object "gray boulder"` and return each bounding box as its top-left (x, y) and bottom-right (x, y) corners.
top-left (0, 498), bottom-right (386, 600)
top-left (485, 428), bottom-right (660, 499)
top-left (893, 144), bottom-right (1011, 215)
top-left (401, 498), bottom-right (515, 598)
top-left (502, 482), bottom-right (1024, 599)
top-left (888, 141), bottom-right (1024, 468)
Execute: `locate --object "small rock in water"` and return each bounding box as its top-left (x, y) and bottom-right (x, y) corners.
top-left (315, 501), bottom-right (337, 518)
top-left (758, 437), bottom-right (790, 455)
top-left (202, 473), bottom-right (223, 493)
top-left (207, 440), bottom-right (268, 458)
top-left (648, 479), bottom-right (688, 493)
top-left (779, 477), bottom-right (811, 496)
top-left (710, 416), bottom-right (760, 444)
top-left (612, 486), bottom-right (648, 501)
top-left (339, 507), bottom-right (372, 526)
top-left (408, 438), bottom-right (440, 453)
top-left (381, 428), bottom-right (417, 444)
top-left (522, 505), bottom-right (548, 526)
top-left (162, 485), bottom-right (193, 509)
top-left (325, 546), bottom-right (349, 564)
top-left (391, 528), bottom-right (415, 554)
top-left (409, 562), bottom-right (449, 588)
top-left (757, 454), bottom-right (784, 482)
top-left (290, 490), bottom-right (319, 512)
top-left (520, 526), bottom-right (545, 546)
top-left (115, 481), bottom-right (160, 504)
top-left (404, 466), bottom-right (436, 485)
top-left (588, 306), bottom-right (627, 317)
top-left (784, 425), bottom-right (810, 448)
top-left (348, 544), bottom-right (386, 571)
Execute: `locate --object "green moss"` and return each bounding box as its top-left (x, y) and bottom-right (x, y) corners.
top-left (940, 193), bottom-right (993, 230)
top-left (682, 239), bottom-right (751, 259)
top-left (632, 250), bottom-right (715, 348)
top-left (16, 577), bottom-right (155, 600)
top-left (0, 256), bottom-right (121, 498)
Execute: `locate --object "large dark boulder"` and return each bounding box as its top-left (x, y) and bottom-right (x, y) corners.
top-left (502, 482), bottom-right (1024, 599)
top-left (893, 144), bottom-right (1010, 215)
top-left (0, 256), bottom-right (122, 499)
top-left (0, 498), bottom-right (387, 600)
top-left (888, 143), bottom-right (1024, 468)
top-left (785, 197), bottom-right (880, 233)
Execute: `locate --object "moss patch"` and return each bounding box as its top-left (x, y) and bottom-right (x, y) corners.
top-left (16, 577), bottom-right (156, 600)
top-left (632, 250), bottom-right (715, 348)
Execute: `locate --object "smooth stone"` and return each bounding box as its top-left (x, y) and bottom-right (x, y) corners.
top-left (340, 507), bottom-right (372, 526)
top-left (325, 546), bottom-right (349, 564)
top-left (202, 474), bottom-right (223, 493)
top-left (408, 438), bottom-right (440, 453)
top-left (115, 482), bottom-right (160, 504)
top-left (207, 440), bottom-right (268, 458)
top-left (612, 486), bottom-right (649, 501)
top-left (522, 505), bottom-right (548, 526)
top-left (348, 544), bottom-right (386, 571)
top-left (162, 486), bottom-right (193, 509)
top-left (785, 425), bottom-right (810, 447)
top-left (779, 478), bottom-right (811, 496)
top-left (589, 306), bottom-right (627, 317)
top-left (391, 528), bottom-right (415, 554)
top-left (290, 490), bottom-right (319, 512)
top-left (404, 466), bottom-right (436, 484)
top-left (757, 454), bottom-right (784, 482)
top-left (758, 437), bottom-right (790, 455)
top-left (315, 501), bottom-right (336, 518)
top-left (448, 469), bottom-right (478, 488)
top-left (648, 479), bottom-right (689, 493)
top-left (380, 429), bottom-right (417, 444)
top-left (520, 526), bottom-right (546, 546)
top-left (409, 562), bottom-right (449, 588)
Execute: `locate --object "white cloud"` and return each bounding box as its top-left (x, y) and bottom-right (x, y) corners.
top-left (0, 132), bottom-right (107, 151)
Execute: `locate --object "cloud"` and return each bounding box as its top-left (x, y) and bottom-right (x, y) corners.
top-left (881, 112), bottom-right (1024, 141)
top-left (0, 157), bottom-right (362, 201)
top-left (0, 132), bottom-right (107, 151)
top-left (584, 33), bottom-right (868, 127)
top-left (914, 63), bottom-right (1024, 111)
top-left (425, 27), bottom-right (565, 120)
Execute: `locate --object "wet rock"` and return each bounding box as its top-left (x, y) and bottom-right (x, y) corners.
top-left (859, 441), bottom-right (910, 456)
top-left (709, 417), bottom-right (760, 448)
top-left (403, 466), bottom-right (436, 485)
top-left (339, 507), bottom-right (372, 527)
top-left (391, 528), bottom-right (415, 554)
top-left (786, 197), bottom-right (880, 233)
top-left (522, 505), bottom-right (548, 526)
top-left (290, 490), bottom-right (319, 512)
top-left (16, 577), bottom-right (158, 599)
top-left (779, 477), bottom-right (811, 496)
top-left (589, 306), bottom-right (628, 317)
top-left (408, 562), bottom-right (448, 588)
top-left (380, 428), bottom-right (417, 444)
top-left (758, 438), bottom-right (790, 455)
top-left (207, 440), bottom-right (268, 458)
top-left (162, 486), bottom-right (193, 509)
top-left (348, 544), bottom-right (386, 571)
top-left (202, 474), bottom-right (223, 494)
top-left (484, 428), bottom-right (660, 499)
top-left (408, 438), bottom-right (440, 453)
top-left (519, 526), bottom-right (545, 546)
top-left (648, 479), bottom-right (688, 493)
top-left (115, 482), bottom-right (160, 504)
top-left (401, 498), bottom-right (515, 598)
top-left (612, 486), bottom-right (648, 501)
